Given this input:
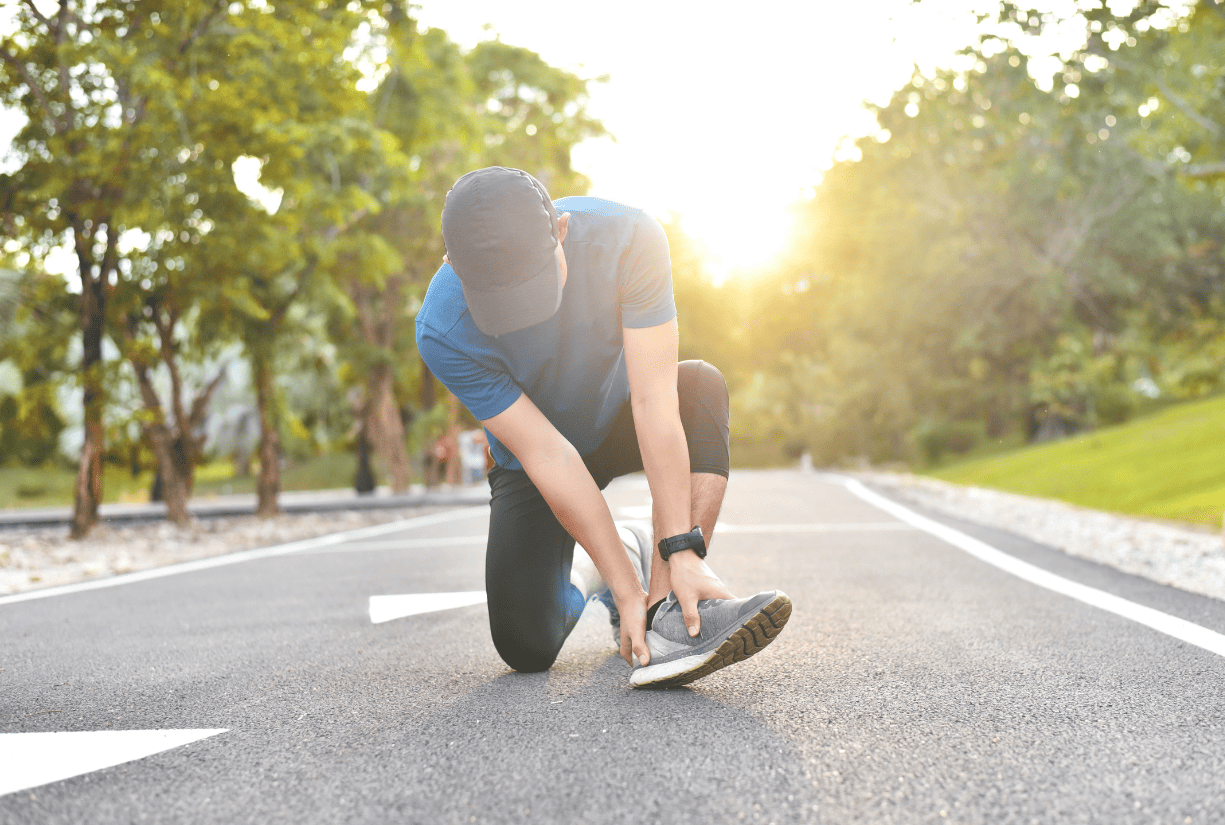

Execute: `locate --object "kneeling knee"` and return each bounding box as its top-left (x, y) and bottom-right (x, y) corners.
top-left (492, 634), bottom-right (562, 673)
top-left (679, 360), bottom-right (728, 402)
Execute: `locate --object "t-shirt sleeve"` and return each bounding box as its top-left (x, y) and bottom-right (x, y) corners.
top-left (416, 324), bottom-right (522, 422)
top-left (619, 211), bottom-right (677, 329)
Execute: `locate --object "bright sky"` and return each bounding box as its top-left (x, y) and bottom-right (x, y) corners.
top-left (413, 0), bottom-right (1084, 279)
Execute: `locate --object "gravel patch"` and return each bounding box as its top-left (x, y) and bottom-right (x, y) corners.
top-left (859, 472), bottom-right (1225, 603)
top-left (0, 505), bottom-right (455, 596)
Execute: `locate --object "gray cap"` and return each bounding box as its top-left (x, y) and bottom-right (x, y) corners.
top-left (441, 166), bottom-right (562, 337)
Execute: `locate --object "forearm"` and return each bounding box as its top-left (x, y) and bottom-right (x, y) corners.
top-left (519, 441), bottom-right (644, 604)
top-left (633, 399), bottom-right (692, 539)
top-left (632, 398), bottom-right (697, 605)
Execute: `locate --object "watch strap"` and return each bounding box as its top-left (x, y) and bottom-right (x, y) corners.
top-left (657, 526), bottom-right (706, 561)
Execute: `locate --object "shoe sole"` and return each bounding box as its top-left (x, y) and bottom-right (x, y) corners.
top-left (629, 592), bottom-right (792, 688)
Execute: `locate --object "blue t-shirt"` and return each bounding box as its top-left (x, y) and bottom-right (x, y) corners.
top-left (415, 196), bottom-right (676, 471)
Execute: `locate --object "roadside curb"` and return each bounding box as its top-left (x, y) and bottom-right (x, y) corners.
top-left (0, 485), bottom-right (492, 529)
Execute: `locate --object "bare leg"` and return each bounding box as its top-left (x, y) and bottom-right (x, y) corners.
top-left (647, 472), bottom-right (728, 606)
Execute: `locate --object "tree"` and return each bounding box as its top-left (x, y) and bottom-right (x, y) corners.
top-left (0, 1), bottom-right (220, 534)
top-left (330, 20), bottom-right (609, 491)
top-left (331, 12), bottom-right (471, 494)
top-left (465, 38), bottom-right (607, 196)
top-left (750, 0), bottom-right (1225, 466)
top-left (0, 264), bottom-right (74, 466)
top-left (0, 0), bottom-right (406, 529)
top-left (1004, 0), bottom-right (1225, 406)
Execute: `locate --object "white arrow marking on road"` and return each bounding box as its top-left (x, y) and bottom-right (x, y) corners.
top-left (369, 591), bottom-right (487, 624)
top-left (838, 477), bottom-right (1225, 659)
top-left (0, 729), bottom-right (227, 797)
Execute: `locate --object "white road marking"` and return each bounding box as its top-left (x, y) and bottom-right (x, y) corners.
top-left (0, 729), bottom-right (227, 797)
top-left (838, 477), bottom-right (1225, 659)
top-left (0, 507), bottom-right (490, 607)
top-left (717, 522), bottom-right (913, 533)
top-left (609, 476), bottom-right (652, 490)
top-left (369, 591), bottom-right (487, 624)
top-left (299, 535), bottom-right (487, 555)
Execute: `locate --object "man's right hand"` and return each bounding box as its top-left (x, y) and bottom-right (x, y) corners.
top-left (483, 394), bottom-right (655, 667)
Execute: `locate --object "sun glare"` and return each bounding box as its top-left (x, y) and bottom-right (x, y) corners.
top-left (679, 204), bottom-right (794, 285)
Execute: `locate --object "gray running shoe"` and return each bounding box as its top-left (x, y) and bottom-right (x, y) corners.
top-left (630, 590), bottom-right (792, 688)
top-left (596, 522), bottom-right (653, 645)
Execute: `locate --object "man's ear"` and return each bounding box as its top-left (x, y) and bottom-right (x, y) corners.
top-left (557, 212), bottom-right (571, 243)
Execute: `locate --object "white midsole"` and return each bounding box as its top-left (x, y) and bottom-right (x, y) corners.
top-left (629, 651), bottom-right (715, 687)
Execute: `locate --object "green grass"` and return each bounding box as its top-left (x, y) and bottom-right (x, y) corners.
top-left (0, 464), bottom-right (153, 510)
top-left (929, 394), bottom-right (1225, 528)
top-left (192, 453), bottom-right (359, 499)
top-left (0, 453), bottom-right (360, 511)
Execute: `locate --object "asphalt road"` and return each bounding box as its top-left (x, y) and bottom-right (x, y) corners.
top-left (2, 469), bottom-right (1224, 824)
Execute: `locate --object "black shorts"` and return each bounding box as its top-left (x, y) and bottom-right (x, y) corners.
top-left (484, 360), bottom-right (730, 672)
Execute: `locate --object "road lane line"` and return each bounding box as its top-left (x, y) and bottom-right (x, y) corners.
top-left (298, 535), bottom-right (487, 554)
top-left (0, 506), bottom-right (490, 607)
top-left (0, 729), bottom-right (228, 797)
top-left (838, 477), bottom-right (1225, 659)
top-left (718, 522), bottom-right (914, 533)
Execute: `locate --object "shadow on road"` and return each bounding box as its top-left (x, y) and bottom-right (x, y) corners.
top-left (368, 652), bottom-right (818, 823)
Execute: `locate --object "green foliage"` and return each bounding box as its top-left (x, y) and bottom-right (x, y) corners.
top-left (0, 0), bottom-right (608, 506)
top-left (0, 266), bottom-right (74, 466)
top-left (14, 0), bottom-right (1219, 501)
top-left (727, 0), bottom-right (1225, 467)
top-left (915, 417), bottom-right (988, 466)
top-left (663, 219), bottom-right (744, 374)
top-left (324, 18), bottom-right (606, 487)
top-left (466, 39), bottom-right (607, 195)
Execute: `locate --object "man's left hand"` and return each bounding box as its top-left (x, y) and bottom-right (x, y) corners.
top-left (666, 550), bottom-right (734, 637)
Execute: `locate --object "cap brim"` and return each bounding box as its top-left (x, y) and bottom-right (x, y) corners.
top-left (461, 253), bottom-right (563, 337)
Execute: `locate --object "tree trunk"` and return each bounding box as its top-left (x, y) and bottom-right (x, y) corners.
top-left (156, 432), bottom-right (193, 526)
top-left (420, 356), bottom-right (441, 484)
top-left (146, 427), bottom-right (191, 525)
top-left (354, 425), bottom-right (375, 495)
top-left (70, 254), bottom-right (108, 539)
top-left (254, 354), bottom-right (280, 518)
top-left (366, 363), bottom-right (410, 493)
top-left (445, 391), bottom-right (463, 486)
top-left (150, 318), bottom-right (217, 516)
top-left (71, 415), bottom-right (103, 539)
top-left (131, 362), bottom-right (192, 526)
top-left (420, 355), bottom-right (436, 410)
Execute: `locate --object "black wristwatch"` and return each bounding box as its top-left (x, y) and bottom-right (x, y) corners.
top-left (658, 526), bottom-right (707, 561)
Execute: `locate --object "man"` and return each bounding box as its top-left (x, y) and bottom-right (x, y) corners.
top-left (415, 166), bottom-right (790, 687)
